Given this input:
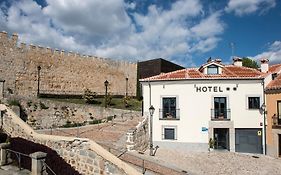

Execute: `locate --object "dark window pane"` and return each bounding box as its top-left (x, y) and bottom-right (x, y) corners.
top-left (248, 97), bottom-right (260, 109)
top-left (162, 97), bottom-right (176, 118)
top-left (164, 128), bottom-right (175, 140)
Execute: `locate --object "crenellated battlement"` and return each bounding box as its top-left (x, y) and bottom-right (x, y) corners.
top-left (0, 31), bottom-right (137, 97)
top-left (1, 31), bottom-right (136, 66)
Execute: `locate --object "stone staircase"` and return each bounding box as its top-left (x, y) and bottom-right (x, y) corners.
top-left (0, 104), bottom-right (141, 175)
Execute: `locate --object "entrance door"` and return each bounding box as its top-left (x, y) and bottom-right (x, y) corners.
top-left (214, 97), bottom-right (227, 119)
top-left (214, 128), bottom-right (229, 150)
top-left (278, 134), bottom-right (281, 157)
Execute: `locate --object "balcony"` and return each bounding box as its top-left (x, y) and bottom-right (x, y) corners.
top-left (211, 109), bottom-right (231, 121)
top-left (159, 109), bottom-right (180, 120)
top-left (272, 114), bottom-right (281, 129)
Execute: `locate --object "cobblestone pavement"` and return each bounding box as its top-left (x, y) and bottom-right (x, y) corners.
top-left (136, 148), bottom-right (281, 175)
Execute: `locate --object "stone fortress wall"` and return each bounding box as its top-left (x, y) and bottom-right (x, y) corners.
top-left (0, 31), bottom-right (137, 97)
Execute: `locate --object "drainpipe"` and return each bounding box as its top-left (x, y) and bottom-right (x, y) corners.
top-left (149, 81), bottom-right (151, 106)
top-left (262, 79), bottom-right (267, 155)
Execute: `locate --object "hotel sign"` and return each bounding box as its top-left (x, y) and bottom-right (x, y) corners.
top-left (196, 86), bottom-right (224, 92)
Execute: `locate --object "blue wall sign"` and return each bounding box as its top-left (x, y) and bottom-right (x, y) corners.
top-left (202, 127), bottom-right (208, 132)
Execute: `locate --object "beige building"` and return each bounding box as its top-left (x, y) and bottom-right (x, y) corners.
top-left (266, 64), bottom-right (281, 157)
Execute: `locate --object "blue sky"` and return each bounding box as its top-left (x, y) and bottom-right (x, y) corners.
top-left (0, 0), bottom-right (280, 67)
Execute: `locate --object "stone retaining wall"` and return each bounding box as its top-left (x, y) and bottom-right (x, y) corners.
top-left (0, 104), bottom-right (141, 175)
top-left (19, 99), bottom-right (141, 129)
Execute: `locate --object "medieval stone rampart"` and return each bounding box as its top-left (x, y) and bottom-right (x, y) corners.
top-left (0, 31), bottom-right (137, 97)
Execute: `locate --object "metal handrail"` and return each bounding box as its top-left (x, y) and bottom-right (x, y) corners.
top-left (5, 149), bottom-right (56, 175)
top-left (272, 114), bottom-right (281, 126)
top-left (211, 108), bottom-right (231, 120)
top-left (43, 162), bottom-right (56, 175)
top-left (159, 109), bottom-right (180, 120)
top-left (6, 149), bottom-right (30, 170)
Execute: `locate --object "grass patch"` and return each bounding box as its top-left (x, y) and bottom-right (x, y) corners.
top-left (45, 97), bottom-right (142, 111)
top-left (8, 99), bottom-right (20, 106)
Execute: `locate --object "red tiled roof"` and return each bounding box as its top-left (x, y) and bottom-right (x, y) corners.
top-left (266, 73), bottom-right (281, 90)
top-left (140, 65), bottom-right (265, 81)
top-left (269, 64), bottom-right (281, 73)
top-left (266, 64), bottom-right (281, 90)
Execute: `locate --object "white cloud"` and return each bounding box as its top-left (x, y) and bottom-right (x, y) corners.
top-left (225, 0), bottom-right (276, 16)
top-left (43, 0), bottom-right (132, 38)
top-left (0, 0), bottom-right (225, 65)
top-left (253, 41), bottom-right (281, 64)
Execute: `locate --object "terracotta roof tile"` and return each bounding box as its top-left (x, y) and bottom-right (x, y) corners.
top-left (266, 73), bottom-right (281, 90)
top-left (140, 65), bottom-right (264, 81)
top-left (269, 64), bottom-right (281, 73)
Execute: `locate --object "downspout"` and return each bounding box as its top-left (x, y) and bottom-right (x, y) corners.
top-left (149, 81), bottom-right (151, 106)
top-left (262, 79), bottom-right (267, 155)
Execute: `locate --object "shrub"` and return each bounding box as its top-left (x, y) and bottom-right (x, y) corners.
top-left (89, 119), bottom-right (102, 125)
top-left (27, 101), bottom-right (32, 107)
top-left (123, 96), bottom-right (131, 108)
top-left (83, 89), bottom-right (97, 104)
top-left (209, 138), bottom-right (215, 149)
top-left (107, 116), bottom-right (114, 121)
top-left (62, 120), bottom-right (85, 128)
top-left (39, 101), bottom-right (49, 109)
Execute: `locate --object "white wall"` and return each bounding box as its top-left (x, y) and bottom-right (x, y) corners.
top-left (142, 79), bottom-right (264, 145)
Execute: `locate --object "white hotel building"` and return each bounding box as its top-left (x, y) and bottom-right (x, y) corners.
top-left (140, 58), bottom-right (269, 154)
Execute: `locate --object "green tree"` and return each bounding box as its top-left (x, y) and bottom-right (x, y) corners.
top-left (242, 57), bottom-right (259, 69)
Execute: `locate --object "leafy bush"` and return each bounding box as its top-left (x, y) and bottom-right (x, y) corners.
top-left (39, 101), bottom-right (49, 109)
top-left (89, 119), bottom-right (102, 125)
top-left (107, 116), bottom-right (114, 121)
top-left (83, 89), bottom-right (97, 104)
top-left (62, 120), bottom-right (85, 128)
top-left (27, 101), bottom-right (32, 107)
top-left (123, 96), bottom-right (131, 108)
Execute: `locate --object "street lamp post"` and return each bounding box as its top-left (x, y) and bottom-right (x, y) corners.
top-left (125, 77), bottom-right (128, 97)
top-left (149, 105), bottom-right (155, 156)
top-left (37, 66), bottom-right (41, 97)
top-left (104, 80), bottom-right (109, 108)
top-left (261, 103), bottom-right (266, 154)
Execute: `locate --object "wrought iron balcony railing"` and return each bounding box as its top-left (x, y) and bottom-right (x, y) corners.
top-left (272, 114), bottom-right (281, 128)
top-left (159, 109), bottom-right (180, 120)
top-left (211, 109), bottom-right (231, 121)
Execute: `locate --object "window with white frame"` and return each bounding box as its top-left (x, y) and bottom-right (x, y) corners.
top-left (162, 126), bottom-right (177, 140)
top-left (161, 96), bottom-right (179, 120)
top-left (248, 97), bottom-right (260, 109)
top-left (207, 65), bottom-right (219, 75)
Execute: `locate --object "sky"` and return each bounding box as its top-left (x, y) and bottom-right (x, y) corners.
top-left (0, 0), bottom-right (280, 67)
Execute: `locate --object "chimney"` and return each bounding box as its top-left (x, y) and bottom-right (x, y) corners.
top-left (260, 58), bottom-right (269, 73)
top-left (215, 58), bottom-right (222, 64)
top-left (233, 56), bottom-right (242, 67)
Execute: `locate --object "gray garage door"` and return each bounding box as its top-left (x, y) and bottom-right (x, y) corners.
top-left (235, 129), bottom-right (262, 154)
